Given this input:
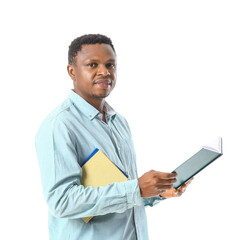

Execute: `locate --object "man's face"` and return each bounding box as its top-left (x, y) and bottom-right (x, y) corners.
top-left (68, 44), bottom-right (117, 104)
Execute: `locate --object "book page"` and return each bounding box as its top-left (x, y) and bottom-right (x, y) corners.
top-left (202, 137), bottom-right (222, 153)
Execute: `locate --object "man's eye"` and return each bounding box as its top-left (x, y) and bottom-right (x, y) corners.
top-left (106, 63), bottom-right (116, 69)
top-left (89, 63), bottom-right (97, 67)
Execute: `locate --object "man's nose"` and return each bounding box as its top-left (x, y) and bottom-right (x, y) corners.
top-left (97, 64), bottom-right (110, 76)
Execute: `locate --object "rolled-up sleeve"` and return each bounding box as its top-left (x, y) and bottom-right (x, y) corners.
top-left (35, 117), bottom-right (143, 219)
top-left (142, 196), bottom-right (166, 207)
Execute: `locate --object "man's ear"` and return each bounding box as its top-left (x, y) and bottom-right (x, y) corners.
top-left (67, 64), bottom-right (76, 82)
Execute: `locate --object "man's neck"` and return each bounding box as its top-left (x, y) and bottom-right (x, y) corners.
top-left (89, 98), bottom-right (105, 114)
top-left (73, 90), bottom-right (106, 114)
top-left (89, 98), bottom-right (107, 123)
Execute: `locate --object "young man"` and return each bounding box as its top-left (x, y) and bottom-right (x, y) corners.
top-left (35, 34), bottom-right (192, 240)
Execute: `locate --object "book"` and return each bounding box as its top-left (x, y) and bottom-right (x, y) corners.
top-left (172, 137), bottom-right (223, 189)
top-left (80, 149), bottom-right (129, 223)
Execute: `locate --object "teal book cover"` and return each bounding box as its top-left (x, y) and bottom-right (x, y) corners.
top-left (172, 138), bottom-right (223, 189)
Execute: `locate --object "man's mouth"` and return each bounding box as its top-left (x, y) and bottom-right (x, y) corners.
top-left (94, 79), bottom-right (112, 89)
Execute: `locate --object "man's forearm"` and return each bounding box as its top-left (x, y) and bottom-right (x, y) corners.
top-left (45, 179), bottom-right (143, 219)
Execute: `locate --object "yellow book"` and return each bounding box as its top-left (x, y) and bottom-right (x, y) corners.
top-left (81, 149), bottom-right (129, 223)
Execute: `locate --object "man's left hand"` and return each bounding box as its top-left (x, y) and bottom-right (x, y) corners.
top-left (160, 178), bottom-right (193, 198)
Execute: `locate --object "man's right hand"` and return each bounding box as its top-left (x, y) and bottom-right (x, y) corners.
top-left (138, 170), bottom-right (177, 198)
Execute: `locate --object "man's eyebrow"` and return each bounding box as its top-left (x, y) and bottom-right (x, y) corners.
top-left (85, 58), bottom-right (116, 63)
top-left (107, 58), bottom-right (116, 62)
top-left (85, 58), bottom-right (99, 62)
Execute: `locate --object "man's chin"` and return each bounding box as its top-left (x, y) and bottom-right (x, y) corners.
top-left (92, 93), bottom-right (110, 99)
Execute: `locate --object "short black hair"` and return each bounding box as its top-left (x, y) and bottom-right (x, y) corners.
top-left (68, 34), bottom-right (115, 65)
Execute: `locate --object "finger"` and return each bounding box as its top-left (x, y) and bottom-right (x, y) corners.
top-left (164, 188), bottom-right (177, 198)
top-left (178, 185), bottom-right (187, 193)
top-left (187, 178), bottom-right (194, 184)
top-left (157, 172), bottom-right (178, 180)
top-left (158, 189), bottom-right (166, 194)
top-left (156, 185), bottom-right (175, 192)
top-left (184, 178), bottom-right (193, 187)
top-left (174, 190), bottom-right (181, 197)
top-left (178, 178), bottom-right (193, 192)
top-left (155, 178), bottom-right (177, 185)
top-left (172, 189), bottom-right (183, 197)
top-left (180, 178), bottom-right (193, 188)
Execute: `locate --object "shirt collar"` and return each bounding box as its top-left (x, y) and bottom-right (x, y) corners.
top-left (69, 90), bottom-right (116, 121)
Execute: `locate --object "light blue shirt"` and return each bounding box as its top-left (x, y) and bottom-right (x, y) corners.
top-left (35, 90), bottom-right (164, 240)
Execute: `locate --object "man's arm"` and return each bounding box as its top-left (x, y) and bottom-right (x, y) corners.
top-left (36, 116), bottom-right (183, 219)
top-left (35, 117), bottom-right (143, 219)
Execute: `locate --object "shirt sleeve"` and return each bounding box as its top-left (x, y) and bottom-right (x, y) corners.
top-left (35, 117), bottom-right (143, 219)
top-left (142, 196), bottom-right (166, 207)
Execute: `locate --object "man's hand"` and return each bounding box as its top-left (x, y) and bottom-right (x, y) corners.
top-left (160, 178), bottom-right (193, 198)
top-left (138, 170), bottom-right (177, 198)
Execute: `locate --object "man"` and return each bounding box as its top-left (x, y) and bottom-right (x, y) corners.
top-left (35, 34), bottom-right (192, 240)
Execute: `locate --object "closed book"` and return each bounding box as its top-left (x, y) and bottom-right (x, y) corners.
top-left (81, 149), bottom-right (129, 223)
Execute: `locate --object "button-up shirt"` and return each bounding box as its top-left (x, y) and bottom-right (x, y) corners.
top-left (35, 90), bottom-right (164, 240)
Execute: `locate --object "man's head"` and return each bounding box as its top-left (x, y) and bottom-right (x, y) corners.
top-left (67, 34), bottom-right (117, 107)
top-left (68, 34), bottom-right (116, 65)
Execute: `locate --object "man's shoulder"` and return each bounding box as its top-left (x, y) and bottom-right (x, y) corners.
top-left (45, 99), bottom-right (73, 121)
top-left (36, 98), bottom-right (73, 135)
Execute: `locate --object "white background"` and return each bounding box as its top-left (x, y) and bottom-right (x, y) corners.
top-left (1, 0), bottom-right (247, 239)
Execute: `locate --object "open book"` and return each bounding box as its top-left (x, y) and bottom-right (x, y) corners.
top-left (172, 137), bottom-right (223, 189)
